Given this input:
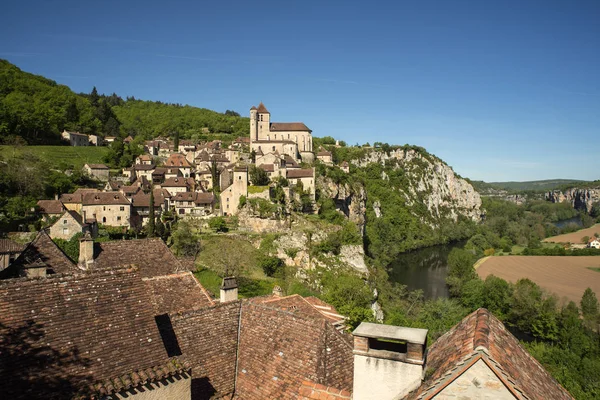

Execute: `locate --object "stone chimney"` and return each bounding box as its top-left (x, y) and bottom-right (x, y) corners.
top-left (220, 277), bottom-right (238, 303)
top-left (352, 322), bottom-right (428, 400)
top-left (272, 285), bottom-right (283, 297)
top-left (78, 232), bottom-right (95, 270)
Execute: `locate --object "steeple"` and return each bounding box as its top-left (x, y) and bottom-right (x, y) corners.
top-left (256, 102), bottom-right (270, 114)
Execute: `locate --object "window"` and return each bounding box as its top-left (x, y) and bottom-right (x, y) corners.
top-left (117, 216), bottom-right (122, 221)
top-left (102, 217), bottom-right (106, 223)
top-left (179, 209), bottom-right (185, 214)
top-left (63, 220), bottom-right (68, 224)
top-left (272, 146), bottom-right (276, 151)
top-left (63, 228), bottom-right (68, 234)
top-left (288, 134), bottom-right (290, 139)
top-left (103, 206), bottom-right (106, 211)
top-left (188, 201), bottom-right (192, 206)
top-left (120, 206), bottom-right (124, 211)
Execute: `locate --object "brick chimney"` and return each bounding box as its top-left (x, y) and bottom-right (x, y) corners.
top-left (78, 232), bottom-right (95, 270)
top-left (220, 277), bottom-right (238, 303)
top-left (352, 322), bottom-right (428, 400)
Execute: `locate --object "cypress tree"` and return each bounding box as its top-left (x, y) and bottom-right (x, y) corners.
top-left (147, 189), bottom-right (155, 237)
top-left (173, 131), bottom-right (179, 152)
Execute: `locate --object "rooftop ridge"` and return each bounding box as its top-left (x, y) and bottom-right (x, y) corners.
top-left (473, 308), bottom-right (490, 351)
top-left (0, 265), bottom-right (138, 287)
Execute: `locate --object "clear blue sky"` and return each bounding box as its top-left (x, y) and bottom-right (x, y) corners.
top-left (1, 0), bottom-right (598, 182)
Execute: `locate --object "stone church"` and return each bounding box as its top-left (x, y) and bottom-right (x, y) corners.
top-left (249, 102), bottom-right (314, 163)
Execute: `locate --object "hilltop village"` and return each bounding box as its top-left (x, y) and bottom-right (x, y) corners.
top-left (0, 103), bottom-right (577, 399)
top-left (46, 103), bottom-right (339, 235)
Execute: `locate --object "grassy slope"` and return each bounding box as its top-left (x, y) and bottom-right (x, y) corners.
top-left (486, 179), bottom-right (587, 192)
top-left (0, 145), bottom-right (109, 170)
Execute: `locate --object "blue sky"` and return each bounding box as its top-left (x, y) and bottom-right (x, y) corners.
top-left (1, 0), bottom-right (598, 182)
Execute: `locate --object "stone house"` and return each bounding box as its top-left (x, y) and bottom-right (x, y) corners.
top-left (316, 149), bottom-right (333, 165)
top-left (220, 166), bottom-right (248, 216)
top-left (162, 177), bottom-right (195, 195)
top-left (0, 239), bottom-right (24, 271)
top-left (36, 199), bottom-right (65, 221)
top-left (165, 153), bottom-right (193, 178)
top-left (287, 168), bottom-right (316, 200)
top-left (172, 192), bottom-right (215, 217)
top-left (61, 130), bottom-right (89, 146)
top-left (135, 154), bottom-right (154, 165)
top-left (88, 134), bottom-right (101, 146)
top-left (104, 136), bottom-right (116, 145)
top-left (81, 192), bottom-right (131, 227)
top-left (82, 163), bottom-right (110, 182)
top-left (49, 210), bottom-right (97, 240)
top-left (152, 167), bottom-right (167, 184)
top-left (130, 189), bottom-right (171, 227)
top-left (340, 160), bottom-right (350, 173)
top-left (59, 188), bottom-right (100, 213)
top-left (588, 237), bottom-right (600, 249)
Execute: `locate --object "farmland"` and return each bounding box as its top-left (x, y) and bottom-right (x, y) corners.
top-left (0, 145), bottom-right (109, 170)
top-left (543, 224), bottom-right (600, 244)
top-left (476, 255), bottom-right (600, 302)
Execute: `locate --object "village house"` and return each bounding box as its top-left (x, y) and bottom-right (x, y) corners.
top-left (316, 148), bottom-right (333, 165)
top-left (341, 160), bottom-right (350, 173)
top-left (61, 130), bottom-right (90, 146)
top-left (249, 102), bottom-right (314, 163)
top-left (161, 176), bottom-right (196, 195)
top-left (36, 198), bottom-right (65, 221)
top-left (0, 239), bottom-right (24, 271)
top-left (152, 166), bottom-right (167, 184)
top-left (104, 136), bottom-right (116, 145)
top-left (49, 209), bottom-right (97, 240)
top-left (165, 153), bottom-right (193, 178)
top-left (60, 188), bottom-right (100, 213)
top-left (172, 191), bottom-right (215, 217)
top-left (88, 134), bottom-right (101, 146)
top-left (81, 191), bottom-right (131, 227)
top-left (287, 168), bottom-right (316, 200)
top-left (135, 154), bottom-right (154, 165)
top-left (220, 166), bottom-right (248, 216)
top-left (130, 188), bottom-right (171, 227)
top-left (588, 236), bottom-right (600, 249)
top-left (82, 163), bottom-right (110, 182)
top-left (124, 163), bottom-right (156, 182)
top-left (123, 135), bottom-right (134, 144)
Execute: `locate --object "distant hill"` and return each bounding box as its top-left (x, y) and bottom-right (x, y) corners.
top-left (0, 59), bottom-right (248, 144)
top-left (470, 179), bottom-right (600, 194)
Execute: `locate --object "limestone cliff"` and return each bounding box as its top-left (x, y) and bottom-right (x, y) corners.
top-left (317, 177), bottom-right (367, 234)
top-left (545, 188), bottom-right (599, 214)
top-left (352, 148), bottom-right (482, 223)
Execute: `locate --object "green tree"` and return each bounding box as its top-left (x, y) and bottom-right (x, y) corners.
top-left (208, 216), bottom-right (228, 232)
top-left (147, 190), bottom-right (155, 237)
top-left (173, 130), bottom-right (179, 151)
top-left (581, 288), bottom-right (599, 323)
top-left (249, 165), bottom-right (269, 186)
top-left (170, 220), bottom-right (200, 257)
top-left (446, 248), bottom-right (476, 297)
top-left (260, 255), bottom-right (284, 277)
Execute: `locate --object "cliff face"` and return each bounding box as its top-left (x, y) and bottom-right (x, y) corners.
top-left (353, 148), bottom-right (482, 223)
top-left (317, 177), bottom-right (367, 234)
top-left (545, 188), bottom-right (599, 213)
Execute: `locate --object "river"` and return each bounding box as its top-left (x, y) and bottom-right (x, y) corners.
top-left (387, 241), bottom-right (466, 299)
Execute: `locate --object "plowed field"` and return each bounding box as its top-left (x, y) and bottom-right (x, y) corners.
top-left (544, 224), bottom-right (600, 244)
top-left (476, 256), bottom-right (600, 302)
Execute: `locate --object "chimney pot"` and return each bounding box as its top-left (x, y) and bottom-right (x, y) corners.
top-left (78, 232), bottom-right (95, 270)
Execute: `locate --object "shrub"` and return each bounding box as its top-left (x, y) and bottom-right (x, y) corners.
top-left (260, 256), bottom-right (284, 277)
top-left (208, 216), bottom-right (228, 232)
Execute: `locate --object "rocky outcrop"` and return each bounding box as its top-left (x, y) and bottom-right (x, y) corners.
top-left (353, 149), bottom-right (482, 222)
top-left (317, 177), bottom-right (367, 234)
top-left (339, 245), bottom-right (368, 274)
top-left (546, 188), bottom-right (599, 214)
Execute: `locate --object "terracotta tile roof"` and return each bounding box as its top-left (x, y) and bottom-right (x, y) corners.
top-left (172, 191), bottom-right (215, 205)
top-left (317, 150), bottom-right (332, 157)
top-left (235, 299), bottom-right (354, 399)
top-left (165, 153), bottom-right (192, 168)
top-left (93, 238), bottom-right (184, 278)
top-left (0, 231), bottom-right (76, 278)
top-left (0, 267), bottom-right (175, 399)
top-left (36, 199), bottom-right (65, 214)
top-left (85, 163), bottom-right (109, 169)
top-left (172, 301), bottom-right (242, 398)
top-left (297, 381), bottom-right (352, 399)
top-left (270, 122), bottom-right (312, 132)
top-left (256, 102), bottom-right (270, 114)
top-left (144, 272), bottom-right (214, 315)
top-left (284, 155), bottom-right (299, 167)
top-left (152, 167), bottom-right (166, 176)
top-left (131, 189), bottom-right (170, 208)
top-left (138, 154), bottom-right (153, 161)
top-left (250, 105), bottom-right (257, 111)
top-left (105, 180), bottom-right (124, 191)
top-left (407, 308), bottom-right (573, 400)
top-left (0, 238), bottom-right (25, 254)
top-left (235, 136), bottom-right (250, 143)
top-left (82, 191), bottom-right (130, 206)
top-left (162, 176), bottom-right (191, 187)
top-left (195, 150), bottom-right (211, 162)
top-left (259, 163), bottom-right (275, 172)
top-left (132, 163), bottom-right (156, 171)
top-left (120, 184), bottom-right (140, 195)
top-left (287, 168), bottom-right (314, 178)
top-left (60, 189), bottom-right (100, 204)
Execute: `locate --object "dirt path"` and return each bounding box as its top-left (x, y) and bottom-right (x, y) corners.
top-left (477, 256), bottom-right (600, 302)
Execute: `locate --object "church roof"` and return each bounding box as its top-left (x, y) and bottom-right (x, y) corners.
top-left (256, 102), bottom-right (270, 114)
top-left (270, 122), bottom-right (312, 132)
top-left (250, 106), bottom-right (257, 111)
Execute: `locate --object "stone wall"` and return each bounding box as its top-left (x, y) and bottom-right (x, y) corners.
top-left (49, 212), bottom-right (82, 240)
top-left (434, 358), bottom-right (514, 399)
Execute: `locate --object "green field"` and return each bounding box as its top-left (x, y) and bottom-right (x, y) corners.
top-left (0, 145), bottom-right (110, 170)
